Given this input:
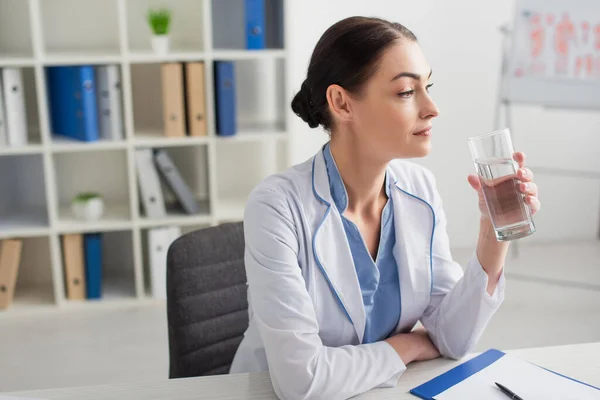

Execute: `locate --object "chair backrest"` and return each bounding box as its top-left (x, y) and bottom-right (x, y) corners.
top-left (166, 222), bottom-right (248, 378)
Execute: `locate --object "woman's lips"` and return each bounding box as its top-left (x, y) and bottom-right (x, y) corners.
top-left (413, 127), bottom-right (432, 137)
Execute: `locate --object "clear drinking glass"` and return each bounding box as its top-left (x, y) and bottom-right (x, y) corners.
top-left (468, 129), bottom-right (536, 241)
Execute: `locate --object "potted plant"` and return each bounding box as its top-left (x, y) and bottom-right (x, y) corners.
top-left (71, 192), bottom-right (104, 221)
top-left (147, 8), bottom-right (172, 54)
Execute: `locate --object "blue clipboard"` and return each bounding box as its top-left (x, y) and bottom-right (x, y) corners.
top-left (410, 349), bottom-right (600, 399)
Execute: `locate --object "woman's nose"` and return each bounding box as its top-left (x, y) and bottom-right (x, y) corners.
top-left (421, 96), bottom-right (440, 119)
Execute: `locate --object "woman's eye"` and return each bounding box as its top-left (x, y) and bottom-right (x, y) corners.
top-left (426, 83), bottom-right (434, 92)
top-left (398, 90), bottom-right (414, 98)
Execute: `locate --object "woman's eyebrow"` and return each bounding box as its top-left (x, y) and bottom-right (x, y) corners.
top-left (390, 69), bottom-right (433, 82)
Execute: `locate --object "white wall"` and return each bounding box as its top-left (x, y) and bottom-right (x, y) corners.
top-left (285, 0), bottom-right (600, 248)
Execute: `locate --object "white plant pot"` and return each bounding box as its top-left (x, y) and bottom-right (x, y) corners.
top-left (71, 198), bottom-right (104, 221)
top-left (151, 35), bottom-right (170, 54)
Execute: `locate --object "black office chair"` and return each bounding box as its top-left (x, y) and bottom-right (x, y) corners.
top-left (166, 222), bottom-right (249, 378)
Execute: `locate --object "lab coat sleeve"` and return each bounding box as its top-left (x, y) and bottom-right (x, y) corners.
top-left (244, 187), bottom-right (406, 400)
top-left (419, 171), bottom-right (506, 360)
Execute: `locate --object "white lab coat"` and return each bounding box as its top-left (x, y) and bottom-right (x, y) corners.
top-left (230, 148), bottom-right (505, 400)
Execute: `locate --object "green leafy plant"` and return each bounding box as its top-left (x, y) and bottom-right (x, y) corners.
top-left (147, 8), bottom-right (172, 35)
top-left (73, 192), bottom-right (102, 203)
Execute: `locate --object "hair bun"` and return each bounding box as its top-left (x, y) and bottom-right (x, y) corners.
top-left (291, 81), bottom-right (320, 129)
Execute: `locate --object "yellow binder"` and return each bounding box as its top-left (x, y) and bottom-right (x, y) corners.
top-left (161, 63), bottom-right (186, 137)
top-left (62, 234), bottom-right (86, 300)
top-left (0, 239), bottom-right (23, 309)
top-left (185, 62), bottom-right (208, 137)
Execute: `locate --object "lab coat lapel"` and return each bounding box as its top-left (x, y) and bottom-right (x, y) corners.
top-left (390, 173), bottom-right (434, 329)
top-left (311, 151), bottom-right (366, 343)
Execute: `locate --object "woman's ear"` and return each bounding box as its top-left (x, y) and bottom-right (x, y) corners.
top-left (326, 84), bottom-right (353, 124)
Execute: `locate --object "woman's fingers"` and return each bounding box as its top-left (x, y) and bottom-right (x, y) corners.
top-left (467, 174), bottom-right (482, 191)
top-left (513, 152), bottom-right (526, 168)
top-left (517, 167), bottom-right (534, 182)
top-left (520, 181), bottom-right (538, 196)
top-left (526, 195), bottom-right (541, 214)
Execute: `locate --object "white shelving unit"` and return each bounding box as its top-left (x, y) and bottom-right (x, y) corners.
top-left (0, 0), bottom-right (291, 313)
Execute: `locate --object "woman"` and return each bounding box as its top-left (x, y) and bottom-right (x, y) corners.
top-left (230, 16), bottom-right (541, 400)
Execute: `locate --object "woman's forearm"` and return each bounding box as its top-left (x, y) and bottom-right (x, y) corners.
top-left (476, 218), bottom-right (509, 295)
top-left (384, 330), bottom-right (440, 365)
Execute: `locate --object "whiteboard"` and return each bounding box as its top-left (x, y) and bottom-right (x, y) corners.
top-left (505, 0), bottom-right (600, 108)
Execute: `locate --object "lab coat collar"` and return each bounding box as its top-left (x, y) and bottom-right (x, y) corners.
top-left (312, 150), bottom-right (366, 342)
top-left (311, 148), bottom-right (435, 341)
top-left (322, 142), bottom-right (392, 213)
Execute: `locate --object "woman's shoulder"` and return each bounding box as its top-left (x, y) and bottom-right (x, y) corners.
top-left (246, 157), bottom-right (314, 211)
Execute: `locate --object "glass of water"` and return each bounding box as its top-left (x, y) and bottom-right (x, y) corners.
top-left (468, 129), bottom-right (536, 241)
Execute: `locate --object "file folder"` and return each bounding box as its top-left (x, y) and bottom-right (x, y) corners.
top-left (148, 226), bottom-right (181, 299)
top-left (0, 239), bottom-right (23, 309)
top-left (0, 74), bottom-right (6, 146)
top-left (184, 62), bottom-right (207, 137)
top-left (214, 61), bottom-right (237, 136)
top-left (84, 233), bottom-right (103, 300)
top-left (153, 149), bottom-right (201, 215)
top-left (161, 63), bottom-right (186, 137)
top-left (47, 66), bottom-right (99, 142)
top-left (245, 0), bottom-right (266, 49)
top-left (2, 68), bottom-right (28, 146)
top-left (61, 234), bottom-right (86, 300)
top-left (96, 65), bottom-right (124, 141)
top-left (135, 148), bottom-right (167, 218)
top-left (410, 349), bottom-right (600, 399)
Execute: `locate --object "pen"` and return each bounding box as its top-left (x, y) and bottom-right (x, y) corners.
top-left (495, 382), bottom-right (525, 400)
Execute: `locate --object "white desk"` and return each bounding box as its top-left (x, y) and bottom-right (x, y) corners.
top-left (6, 343), bottom-right (600, 400)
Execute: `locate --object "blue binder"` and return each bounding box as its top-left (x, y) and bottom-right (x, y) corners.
top-left (245, 0), bottom-right (265, 49)
top-left (214, 61), bottom-right (237, 136)
top-left (410, 349), bottom-right (600, 399)
top-left (83, 233), bottom-right (103, 300)
top-left (47, 66), bottom-right (99, 142)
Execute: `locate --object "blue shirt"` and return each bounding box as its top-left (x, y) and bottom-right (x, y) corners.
top-left (323, 143), bottom-right (401, 343)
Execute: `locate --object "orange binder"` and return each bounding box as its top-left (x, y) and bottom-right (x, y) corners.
top-left (62, 234), bottom-right (86, 300)
top-left (0, 239), bottom-right (23, 309)
top-left (161, 63), bottom-right (186, 137)
top-left (185, 62), bottom-right (208, 137)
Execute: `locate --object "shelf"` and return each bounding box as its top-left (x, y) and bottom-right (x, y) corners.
top-left (214, 198), bottom-right (246, 222)
top-left (42, 51), bottom-right (122, 66)
top-left (138, 200), bottom-right (212, 228)
top-left (0, 285), bottom-right (56, 314)
top-left (0, 144), bottom-right (44, 156)
top-left (0, 0), bottom-right (290, 314)
top-left (0, 54), bottom-right (35, 67)
top-left (1, 235), bottom-right (55, 313)
top-left (134, 131), bottom-right (210, 148)
top-left (61, 296), bottom-right (159, 311)
top-left (127, 51), bottom-right (206, 64)
top-left (51, 136), bottom-right (128, 153)
top-left (40, 0), bottom-right (120, 58)
top-left (56, 203), bottom-right (132, 234)
top-left (0, 212), bottom-right (50, 240)
top-left (212, 49), bottom-right (286, 60)
top-left (126, 0), bottom-right (206, 55)
top-left (0, 0), bottom-right (34, 64)
top-left (53, 151), bottom-right (130, 228)
top-left (0, 153), bottom-right (49, 239)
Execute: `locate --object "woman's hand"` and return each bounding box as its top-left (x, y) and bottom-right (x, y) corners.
top-left (385, 329), bottom-right (441, 365)
top-left (467, 152), bottom-right (541, 219)
top-left (467, 152), bottom-right (541, 294)
top-left (410, 329), bottom-right (441, 362)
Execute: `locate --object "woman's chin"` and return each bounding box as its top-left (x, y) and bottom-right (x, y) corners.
top-left (408, 142), bottom-right (431, 158)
